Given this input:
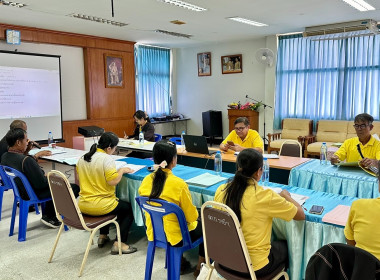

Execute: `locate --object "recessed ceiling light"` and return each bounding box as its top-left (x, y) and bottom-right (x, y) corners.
top-left (0, 1), bottom-right (26, 8)
top-left (228, 17), bottom-right (268, 27)
top-left (68, 13), bottom-right (128, 27)
top-left (342, 0), bottom-right (375, 11)
top-left (157, 0), bottom-right (207, 12)
top-left (155, 29), bottom-right (192, 39)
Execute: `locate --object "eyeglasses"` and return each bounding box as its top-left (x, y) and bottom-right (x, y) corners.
top-left (234, 126), bottom-right (246, 131)
top-left (353, 124), bottom-right (370, 130)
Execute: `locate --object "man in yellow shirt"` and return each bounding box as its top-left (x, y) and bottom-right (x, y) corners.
top-left (344, 170), bottom-right (380, 260)
top-left (220, 117), bottom-right (264, 153)
top-left (331, 113), bottom-right (380, 168)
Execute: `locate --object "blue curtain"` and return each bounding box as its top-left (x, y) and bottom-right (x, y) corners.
top-left (135, 45), bottom-right (171, 117)
top-left (274, 32), bottom-right (380, 129)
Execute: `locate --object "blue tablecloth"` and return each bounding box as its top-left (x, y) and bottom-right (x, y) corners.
top-left (289, 159), bottom-right (379, 198)
top-left (117, 157), bottom-right (358, 280)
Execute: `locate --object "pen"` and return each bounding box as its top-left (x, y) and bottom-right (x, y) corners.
top-left (302, 206), bottom-right (308, 212)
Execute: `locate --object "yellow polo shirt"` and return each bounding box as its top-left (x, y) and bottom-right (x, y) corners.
top-left (334, 136), bottom-right (380, 162)
top-left (222, 129), bottom-right (264, 151)
top-left (344, 198), bottom-right (380, 260)
top-left (214, 181), bottom-right (297, 270)
top-left (138, 169), bottom-right (198, 246)
top-left (77, 148), bottom-right (119, 216)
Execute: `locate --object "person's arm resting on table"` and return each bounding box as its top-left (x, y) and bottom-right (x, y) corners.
top-left (331, 142), bottom-right (347, 165)
top-left (279, 190), bottom-right (305, 220)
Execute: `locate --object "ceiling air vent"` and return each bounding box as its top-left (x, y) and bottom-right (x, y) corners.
top-left (304, 19), bottom-right (379, 37)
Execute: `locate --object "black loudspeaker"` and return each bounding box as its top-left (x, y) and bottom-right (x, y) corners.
top-left (202, 110), bottom-right (222, 137)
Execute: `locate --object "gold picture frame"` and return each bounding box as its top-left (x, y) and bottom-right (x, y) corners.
top-left (104, 54), bottom-right (124, 88)
top-left (221, 54), bottom-right (242, 74)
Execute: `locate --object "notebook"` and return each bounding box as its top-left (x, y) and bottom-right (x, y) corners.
top-left (182, 135), bottom-right (217, 155)
top-left (322, 205), bottom-right (351, 226)
top-left (185, 173), bottom-right (227, 187)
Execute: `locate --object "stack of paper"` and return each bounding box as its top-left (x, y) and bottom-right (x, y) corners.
top-left (186, 173), bottom-right (227, 187)
top-left (322, 205), bottom-right (351, 226)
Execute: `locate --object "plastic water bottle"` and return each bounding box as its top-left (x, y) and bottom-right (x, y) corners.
top-left (262, 158), bottom-right (270, 185)
top-left (214, 151), bottom-right (222, 176)
top-left (139, 130), bottom-right (144, 147)
top-left (320, 142), bottom-right (327, 165)
top-left (48, 131), bottom-right (54, 148)
top-left (181, 131), bottom-right (186, 146)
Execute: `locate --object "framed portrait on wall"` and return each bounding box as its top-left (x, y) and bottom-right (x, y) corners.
top-left (197, 52), bottom-right (211, 77)
top-left (104, 54), bottom-right (124, 88)
top-left (221, 54), bottom-right (242, 74)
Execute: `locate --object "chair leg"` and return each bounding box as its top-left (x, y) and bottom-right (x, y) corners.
top-left (144, 242), bottom-right (156, 280)
top-left (167, 247), bottom-right (182, 280)
top-left (48, 223), bottom-right (65, 263)
top-left (113, 221), bottom-right (122, 255)
top-left (79, 230), bottom-right (97, 277)
top-left (34, 202), bottom-right (40, 215)
top-left (9, 199), bottom-right (17, 237)
top-left (0, 188), bottom-right (4, 221)
top-left (18, 201), bottom-right (30, 242)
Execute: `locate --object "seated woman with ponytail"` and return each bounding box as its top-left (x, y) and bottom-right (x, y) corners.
top-left (214, 149), bottom-right (305, 277)
top-left (76, 132), bottom-right (137, 254)
top-left (138, 140), bottom-right (205, 276)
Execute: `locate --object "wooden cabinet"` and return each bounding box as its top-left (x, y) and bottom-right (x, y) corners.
top-left (228, 109), bottom-right (259, 132)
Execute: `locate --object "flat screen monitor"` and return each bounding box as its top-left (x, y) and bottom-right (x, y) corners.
top-left (0, 50), bottom-right (63, 143)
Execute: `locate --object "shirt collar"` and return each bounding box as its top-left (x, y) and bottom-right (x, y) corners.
top-left (97, 148), bottom-right (106, 153)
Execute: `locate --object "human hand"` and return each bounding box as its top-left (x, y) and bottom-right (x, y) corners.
top-left (232, 144), bottom-right (244, 152)
top-left (279, 190), bottom-right (291, 200)
top-left (120, 167), bottom-right (133, 174)
top-left (220, 143), bottom-right (229, 151)
top-left (35, 150), bottom-right (52, 159)
top-left (360, 158), bottom-right (377, 168)
top-left (330, 155), bottom-right (340, 165)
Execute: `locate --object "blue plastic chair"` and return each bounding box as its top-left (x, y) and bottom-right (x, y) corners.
top-left (169, 137), bottom-right (181, 145)
top-left (0, 165), bottom-right (13, 221)
top-left (2, 165), bottom-right (51, 241)
top-left (135, 196), bottom-right (203, 280)
top-left (154, 133), bottom-right (163, 142)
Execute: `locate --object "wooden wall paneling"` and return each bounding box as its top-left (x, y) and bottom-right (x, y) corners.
top-left (62, 118), bottom-right (135, 148)
top-left (85, 48), bottom-right (135, 120)
top-left (0, 23), bottom-right (135, 51)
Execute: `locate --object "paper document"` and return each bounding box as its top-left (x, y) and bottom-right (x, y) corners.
top-left (322, 205), bottom-right (351, 226)
top-left (29, 147), bottom-right (67, 156)
top-left (185, 173), bottom-right (227, 187)
top-left (336, 161), bottom-right (359, 167)
top-left (262, 186), bottom-right (308, 205)
top-left (115, 161), bottom-right (146, 174)
top-left (263, 154), bottom-right (280, 159)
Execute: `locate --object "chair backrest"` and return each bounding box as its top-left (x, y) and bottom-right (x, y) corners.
top-left (135, 196), bottom-right (193, 248)
top-left (0, 165), bottom-right (12, 190)
top-left (279, 140), bottom-right (302, 157)
top-left (201, 201), bottom-right (256, 279)
top-left (281, 118), bottom-right (313, 139)
top-left (306, 243), bottom-right (380, 280)
top-left (316, 120), bottom-right (348, 142)
top-left (169, 137), bottom-right (182, 145)
top-left (47, 170), bottom-right (87, 230)
top-left (2, 165), bottom-right (39, 201)
top-left (154, 134), bottom-right (163, 142)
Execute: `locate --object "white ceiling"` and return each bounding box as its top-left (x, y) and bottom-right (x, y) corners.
top-left (0, 0), bottom-right (379, 48)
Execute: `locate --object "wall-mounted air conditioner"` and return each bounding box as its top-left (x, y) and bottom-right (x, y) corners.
top-left (303, 19), bottom-right (379, 37)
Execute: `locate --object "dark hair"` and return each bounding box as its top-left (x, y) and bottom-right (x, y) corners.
top-left (134, 110), bottom-right (149, 121)
top-left (10, 120), bottom-right (26, 130)
top-left (83, 132), bottom-right (119, 162)
top-left (149, 140), bottom-right (177, 199)
top-left (234, 117), bottom-right (250, 126)
top-left (354, 113), bottom-right (374, 125)
top-left (223, 149), bottom-right (263, 221)
top-left (5, 128), bottom-right (27, 147)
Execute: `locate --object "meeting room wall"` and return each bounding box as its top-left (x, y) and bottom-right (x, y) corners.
top-left (0, 40), bottom-right (87, 121)
top-left (0, 23), bottom-right (136, 148)
top-left (175, 36), bottom-right (277, 140)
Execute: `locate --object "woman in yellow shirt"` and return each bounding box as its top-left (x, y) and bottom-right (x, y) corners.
top-left (138, 140), bottom-right (204, 275)
top-left (77, 132), bottom-right (137, 254)
top-left (214, 149), bottom-right (305, 277)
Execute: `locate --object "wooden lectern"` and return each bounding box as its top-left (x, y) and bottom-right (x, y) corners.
top-left (228, 109), bottom-right (259, 132)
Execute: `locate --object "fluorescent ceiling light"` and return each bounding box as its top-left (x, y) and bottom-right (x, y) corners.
top-left (342, 0), bottom-right (375, 11)
top-left (69, 14), bottom-right (128, 27)
top-left (0, 1), bottom-right (27, 7)
top-left (228, 17), bottom-right (268, 27)
top-left (155, 29), bottom-right (192, 38)
top-left (157, 0), bottom-right (207, 12)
